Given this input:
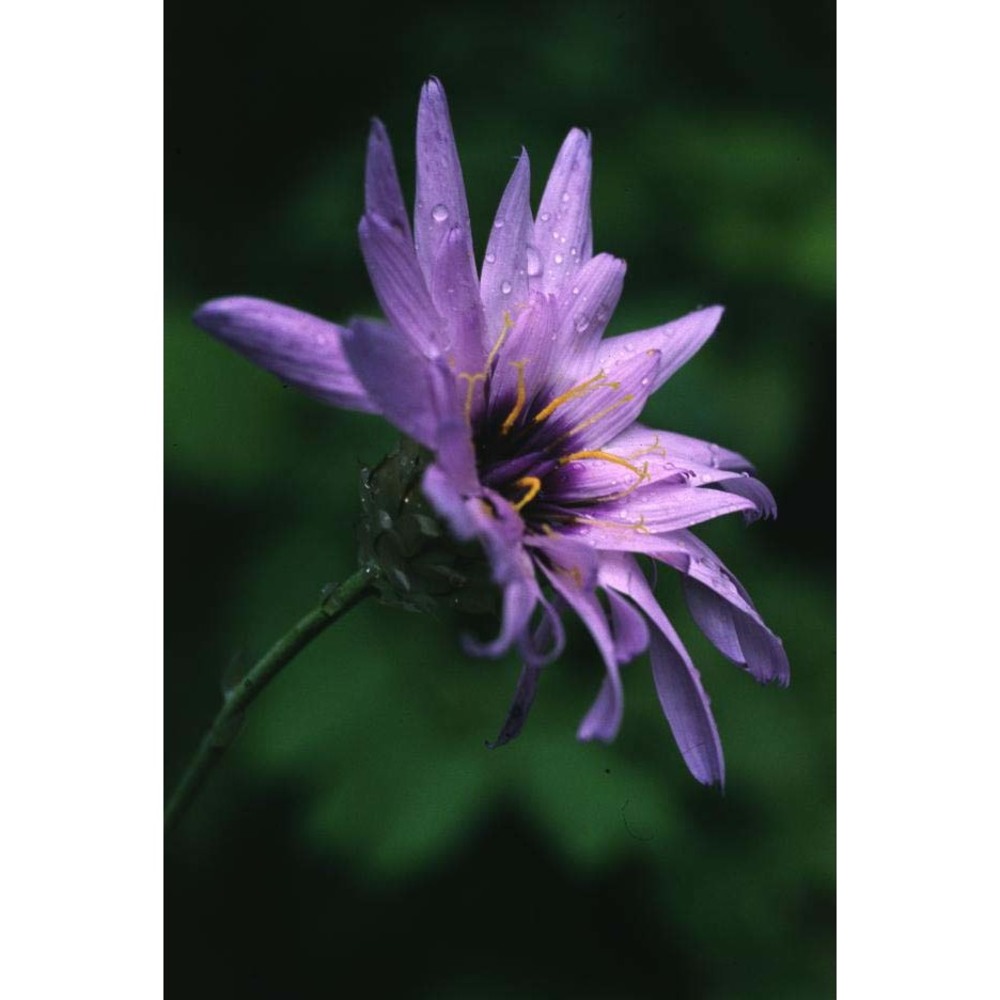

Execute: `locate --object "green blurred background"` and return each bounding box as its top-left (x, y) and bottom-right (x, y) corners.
top-left (166, 2), bottom-right (834, 997)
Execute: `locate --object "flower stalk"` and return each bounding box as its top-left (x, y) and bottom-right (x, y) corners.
top-left (165, 566), bottom-right (378, 832)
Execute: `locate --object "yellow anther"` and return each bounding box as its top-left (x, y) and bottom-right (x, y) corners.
top-left (512, 475), bottom-right (542, 512)
top-left (500, 360), bottom-right (529, 435)
top-left (571, 513), bottom-right (650, 534)
top-left (533, 371), bottom-right (610, 423)
top-left (627, 434), bottom-right (667, 460)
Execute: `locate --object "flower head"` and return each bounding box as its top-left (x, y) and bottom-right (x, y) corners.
top-left (194, 78), bottom-right (788, 785)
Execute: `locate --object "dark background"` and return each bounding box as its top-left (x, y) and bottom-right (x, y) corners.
top-left (166, 2), bottom-right (834, 996)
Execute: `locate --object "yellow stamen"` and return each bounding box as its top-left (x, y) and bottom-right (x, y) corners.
top-left (627, 434), bottom-right (667, 461)
top-left (557, 449), bottom-right (646, 479)
top-left (533, 371), bottom-right (612, 423)
top-left (500, 360), bottom-right (529, 435)
top-left (485, 310), bottom-right (514, 371)
top-left (458, 372), bottom-right (486, 423)
top-left (512, 475), bottom-right (542, 512)
top-left (571, 513), bottom-right (651, 534)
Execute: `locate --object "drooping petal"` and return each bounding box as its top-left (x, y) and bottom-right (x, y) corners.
top-left (364, 118), bottom-right (412, 243)
top-left (533, 128), bottom-right (593, 296)
top-left (668, 532), bottom-right (789, 685)
top-left (358, 212), bottom-right (443, 356)
top-left (481, 150), bottom-right (533, 339)
top-left (648, 629), bottom-right (725, 786)
top-left (340, 318), bottom-right (461, 451)
top-left (606, 588), bottom-right (650, 664)
top-left (488, 660), bottom-right (542, 749)
top-left (594, 306), bottom-right (724, 393)
top-left (598, 553), bottom-right (724, 785)
top-left (541, 561), bottom-right (624, 743)
top-left (193, 296), bottom-right (377, 413)
top-left (462, 574), bottom-right (538, 658)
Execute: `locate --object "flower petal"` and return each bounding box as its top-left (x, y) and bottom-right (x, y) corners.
top-left (598, 553), bottom-right (724, 786)
top-left (414, 79), bottom-right (476, 283)
top-left (533, 128), bottom-right (593, 296)
top-left (364, 118), bottom-right (412, 243)
top-left (487, 660), bottom-right (542, 749)
top-left (192, 296), bottom-right (377, 413)
top-left (570, 480), bottom-right (756, 535)
top-left (553, 253), bottom-right (627, 362)
top-left (606, 588), bottom-right (650, 664)
top-left (538, 557), bottom-right (623, 743)
top-left (430, 223), bottom-right (488, 374)
top-left (481, 150), bottom-right (533, 339)
top-left (340, 317), bottom-right (461, 451)
top-left (358, 212), bottom-right (444, 357)
top-left (594, 306), bottom-right (724, 393)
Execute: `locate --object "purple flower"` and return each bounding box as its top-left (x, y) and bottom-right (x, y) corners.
top-left (194, 79), bottom-right (788, 785)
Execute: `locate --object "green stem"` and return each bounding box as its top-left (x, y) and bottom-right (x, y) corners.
top-left (165, 566), bottom-right (378, 833)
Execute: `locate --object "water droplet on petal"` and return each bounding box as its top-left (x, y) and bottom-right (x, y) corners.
top-left (570, 246), bottom-right (578, 257)
top-left (485, 252), bottom-right (496, 264)
top-left (561, 192), bottom-right (571, 203)
top-left (624, 343), bottom-right (635, 353)
top-left (494, 219), bottom-right (505, 230)
top-left (540, 211), bottom-right (551, 222)
top-left (574, 314), bottom-right (590, 333)
top-left (314, 333), bottom-right (327, 346)
top-left (525, 246), bottom-right (542, 277)
top-left (431, 204), bottom-right (449, 222)
top-left (500, 280), bottom-right (512, 295)
top-left (640, 377), bottom-right (649, 386)
top-left (571, 286), bottom-right (581, 296)
top-left (554, 253), bottom-right (564, 265)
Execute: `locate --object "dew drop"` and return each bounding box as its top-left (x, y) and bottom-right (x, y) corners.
top-left (554, 253), bottom-right (564, 265)
top-left (431, 203), bottom-right (449, 222)
top-left (525, 246), bottom-right (542, 277)
top-left (561, 192), bottom-right (570, 203)
top-left (640, 377), bottom-right (649, 386)
top-left (571, 286), bottom-right (581, 296)
top-left (624, 343), bottom-right (635, 353)
top-left (485, 252), bottom-right (496, 264)
top-left (570, 246), bottom-right (578, 257)
top-left (494, 218), bottom-right (505, 230)
top-left (574, 314), bottom-right (590, 333)
top-left (314, 333), bottom-right (327, 346)
top-left (500, 280), bottom-right (512, 295)
top-left (540, 211), bottom-right (551, 222)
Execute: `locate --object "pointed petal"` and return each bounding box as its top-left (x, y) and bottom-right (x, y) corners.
top-left (534, 129), bottom-right (593, 296)
top-left (595, 306), bottom-right (724, 392)
top-left (193, 296), bottom-right (377, 413)
top-left (603, 424), bottom-right (755, 473)
top-left (481, 150), bottom-right (533, 339)
top-left (358, 212), bottom-right (443, 356)
top-left (364, 118), bottom-right (412, 242)
top-left (462, 574), bottom-right (538, 658)
top-left (414, 78), bottom-right (476, 280)
top-left (598, 553), bottom-right (724, 786)
top-left (341, 318), bottom-right (461, 450)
